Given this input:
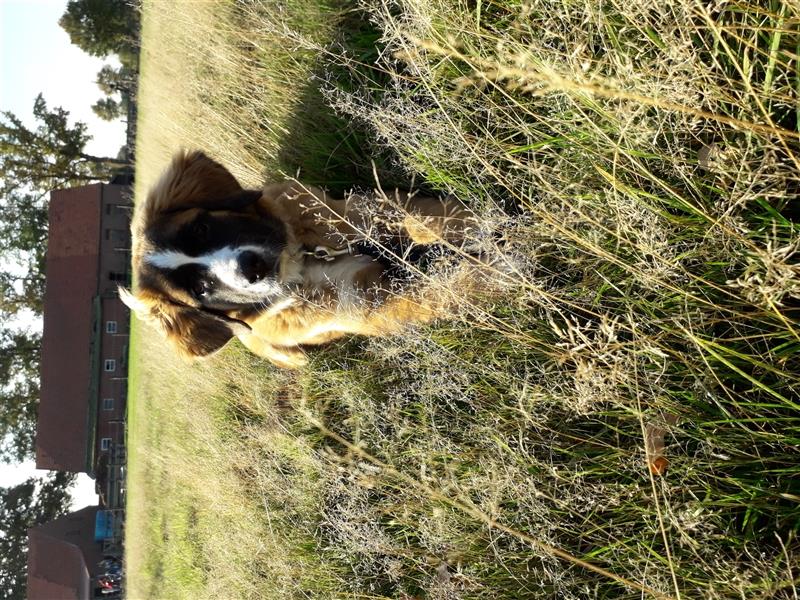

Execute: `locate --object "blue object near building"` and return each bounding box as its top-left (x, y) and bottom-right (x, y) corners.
top-left (94, 510), bottom-right (115, 542)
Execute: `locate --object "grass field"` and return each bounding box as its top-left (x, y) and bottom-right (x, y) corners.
top-left (126, 0), bottom-right (800, 598)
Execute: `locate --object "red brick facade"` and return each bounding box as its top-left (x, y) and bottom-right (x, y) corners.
top-left (37, 184), bottom-right (132, 475)
top-left (27, 506), bottom-right (102, 600)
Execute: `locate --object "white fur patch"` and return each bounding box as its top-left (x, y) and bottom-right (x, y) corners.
top-left (302, 254), bottom-right (376, 308)
top-left (262, 296), bottom-right (298, 317)
top-left (146, 246), bottom-right (282, 297)
top-left (118, 286), bottom-right (151, 315)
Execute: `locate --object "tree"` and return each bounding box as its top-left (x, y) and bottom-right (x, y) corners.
top-left (0, 192), bottom-right (49, 293)
top-left (95, 64), bottom-right (136, 96)
top-left (0, 273), bottom-right (45, 316)
top-left (91, 98), bottom-right (124, 122)
top-left (92, 64), bottom-right (134, 122)
top-left (58, 0), bottom-right (138, 60)
top-left (0, 93), bottom-right (129, 193)
top-left (0, 329), bottom-right (41, 463)
top-left (0, 191), bottom-right (48, 316)
top-left (0, 471), bottom-right (77, 600)
top-left (0, 192), bottom-right (48, 261)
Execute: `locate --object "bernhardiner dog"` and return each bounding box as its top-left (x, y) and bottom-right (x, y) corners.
top-left (120, 150), bottom-right (479, 368)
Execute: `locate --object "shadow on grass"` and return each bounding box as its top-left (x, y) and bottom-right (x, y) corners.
top-left (268, 5), bottom-right (414, 196)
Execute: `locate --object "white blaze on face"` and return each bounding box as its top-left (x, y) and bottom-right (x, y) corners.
top-left (146, 245), bottom-right (283, 298)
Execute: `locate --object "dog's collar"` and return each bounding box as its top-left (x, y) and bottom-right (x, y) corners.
top-left (303, 245), bottom-right (352, 262)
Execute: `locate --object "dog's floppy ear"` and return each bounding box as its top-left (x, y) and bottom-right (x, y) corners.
top-left (144, 150), bottom-right (251, 220)
top-left (119, 286), bottom-right (250, 358)
top-left (164, 305), bottom-right (248, 357)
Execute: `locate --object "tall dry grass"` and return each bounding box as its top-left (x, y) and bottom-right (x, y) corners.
top-left (127, 0), bottom-right (800, 598)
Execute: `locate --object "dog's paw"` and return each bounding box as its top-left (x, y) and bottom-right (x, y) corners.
top-left (238, 333), bottom-right (308, 369)
top-left (402, 214), bottom-right (445, 244)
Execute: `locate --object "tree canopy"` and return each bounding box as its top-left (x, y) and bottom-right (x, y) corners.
top-left (0, 191), bottom-right (49, 316)
top-left (0, 329), bottom-right (41, 463)
top-left (91, 97), bottom-right (124, 122)
top-left (58, 0), bottom-right (138, 61)
top-left (96, 64), bottom-right (136, 96)
top-left (0, 94), bottom-right (128, 194)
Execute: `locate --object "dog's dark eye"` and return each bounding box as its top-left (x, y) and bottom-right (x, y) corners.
top-left (193, 221), bottom-right (210, 239)
top-left (192, 279), bottom-right (212, 298)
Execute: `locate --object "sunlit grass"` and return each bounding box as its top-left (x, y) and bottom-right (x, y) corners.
top-left (127, 0), bottom-right (800, 598)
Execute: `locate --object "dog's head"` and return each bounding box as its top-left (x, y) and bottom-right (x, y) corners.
top-left (121, 150), bottom-right (288, 357)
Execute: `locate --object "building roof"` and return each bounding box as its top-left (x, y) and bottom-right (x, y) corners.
top-left (37, 185), bottom-right (103, 473)
top-left (27, 506), bottom-right (100, 600)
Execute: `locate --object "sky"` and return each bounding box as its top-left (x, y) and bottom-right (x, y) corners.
top-left (0, 0), bottom-right (128, 509)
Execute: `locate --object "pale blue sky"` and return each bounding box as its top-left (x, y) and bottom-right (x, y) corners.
top-left (1, 0), bottom-right (126, 158)
top-left (1, 0), bottom-right (129, 508)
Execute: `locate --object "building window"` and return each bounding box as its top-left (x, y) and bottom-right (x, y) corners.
top-left (100, 438), bottom-right (112, 451)
top-left (106, 321), bottom-right (118, 334)
top-left (105, 203), bottom-right (130, 215)
top-left (105, 229), bottom-right (127, 242)
top-left (104, 359), bottom-right (116, 372)
top-left (108, 272), bottom-right (127, 282)
top-left (102, 398), bottom-right (114, 411)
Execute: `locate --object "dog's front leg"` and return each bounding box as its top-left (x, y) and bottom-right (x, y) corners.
top-left (237, 332), bottom-right (309, 369)
top-left (323, 190), bottom-right (478, 246)
top-left (390, 191), bottom-right (478, 246)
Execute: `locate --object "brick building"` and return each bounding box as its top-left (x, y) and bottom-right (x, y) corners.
top-left (26, 506), bottom-right (103, 600)
top-left (28, 183), bottom-right (131, 600)
top-left (36, 183), bottom-right (131, 475)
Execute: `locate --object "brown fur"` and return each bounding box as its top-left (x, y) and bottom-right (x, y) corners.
top-left (122, 150), bottom-right (477, 368)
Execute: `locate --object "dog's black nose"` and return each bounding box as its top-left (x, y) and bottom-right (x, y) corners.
top-left (238, 250), bottom-right (273, 284)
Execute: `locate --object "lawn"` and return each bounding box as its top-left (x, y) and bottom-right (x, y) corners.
top-left (126, 0), bottom-right (800, 598)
